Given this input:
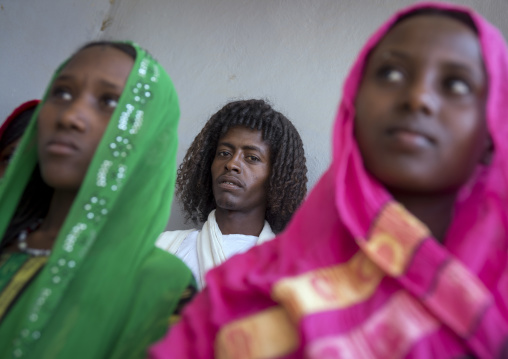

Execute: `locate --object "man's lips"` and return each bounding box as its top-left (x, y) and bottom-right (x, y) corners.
top-left (217, 175), bottom-right (243, 189)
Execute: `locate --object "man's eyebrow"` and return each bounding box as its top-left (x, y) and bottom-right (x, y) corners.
top-left (242, 145), bottom-right (264, 153)
top-left (217, 141), bottom-right (235, 149)
top-left (217, 142), bottom-right (267, 154)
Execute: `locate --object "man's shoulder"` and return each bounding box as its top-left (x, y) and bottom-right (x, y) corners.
top-left (155, 228), bottom-right (199, 253)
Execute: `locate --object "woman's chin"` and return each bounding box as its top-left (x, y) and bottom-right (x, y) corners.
top-left (40, 173), bottom-right (83, 192)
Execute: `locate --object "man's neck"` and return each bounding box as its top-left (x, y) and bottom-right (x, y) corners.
top-left (214, 207), bottom-right (266, 236)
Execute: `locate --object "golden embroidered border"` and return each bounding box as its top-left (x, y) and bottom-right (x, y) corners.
top-left (0, 256), bottom-right (48, 321)
top-left (215, 306), bottom-right (298, 359)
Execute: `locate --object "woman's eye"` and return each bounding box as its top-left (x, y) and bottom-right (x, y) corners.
top-left (377, 66), bottom-right (404, 84)
top-left (102, 96), bottom-right (119, 109)
top-left (52, 87), bottom-right (72, 101)
top-left (217, 151), bottom-right (230, 157)
top-left (384, 69), bottom-right (404, 83)
top-left (247, 155), bottom-right (260, 162)
top-left (447, 78), bottom-right (471, 95)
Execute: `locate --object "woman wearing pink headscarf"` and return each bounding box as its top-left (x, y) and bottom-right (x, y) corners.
top-left (150, 2), bottom-right (508, 358)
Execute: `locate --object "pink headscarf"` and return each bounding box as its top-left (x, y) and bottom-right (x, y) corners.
top-left (150, 2), bottom-right (508, 358)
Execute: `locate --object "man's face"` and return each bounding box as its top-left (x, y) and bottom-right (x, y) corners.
top-left (211, 126), bottom-right (271, 215)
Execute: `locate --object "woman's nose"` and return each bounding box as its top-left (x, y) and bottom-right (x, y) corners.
top-left (403, 75), bottom-right (438, 116)
top-left (57, 97), bottom-right (88, 132)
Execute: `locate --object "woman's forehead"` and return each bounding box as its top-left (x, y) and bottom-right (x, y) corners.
top-left (369, 15), bottom-right (484, 73)
top-left (62, 46), bottom-right (134, 75)
top-left (56, 46), bottom-right (134, 90)
top-left (383, 15), bottom-right (478, 51)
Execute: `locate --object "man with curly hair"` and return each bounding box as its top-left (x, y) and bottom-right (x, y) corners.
top-left (157, 99), bottom-right (308, 289)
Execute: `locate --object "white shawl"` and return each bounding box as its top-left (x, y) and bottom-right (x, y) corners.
top-left (156, 210), bottom-right (275, 288)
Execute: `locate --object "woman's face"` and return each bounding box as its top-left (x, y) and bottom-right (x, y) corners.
top-left (355, 15), bottom-right (488, 195)
top-left (37, 46), bottom-right (134, 191)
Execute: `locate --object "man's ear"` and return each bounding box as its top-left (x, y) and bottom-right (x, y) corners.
top-left (480, 136), bottom-right (494, 165)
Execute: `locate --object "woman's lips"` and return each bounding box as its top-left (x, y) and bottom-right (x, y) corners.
top-left (46, 139), bottom-right (78, 155)
top-left (394, 129), bottom-right (429, 144)
top-left (385, 127), bottom-right (434, 151)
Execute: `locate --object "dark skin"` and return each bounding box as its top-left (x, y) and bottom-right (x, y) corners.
top-left (4, 46), bottom-right (133, 253)
top-left (0, 139), bottom-right (20, 178)
top-left (355, 15), bottom-right (489, 242)
top-left (211, 126), bottom-right (271, 236)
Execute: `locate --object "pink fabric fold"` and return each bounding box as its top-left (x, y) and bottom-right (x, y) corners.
top-left (150, 2), bottom-right (508, 358)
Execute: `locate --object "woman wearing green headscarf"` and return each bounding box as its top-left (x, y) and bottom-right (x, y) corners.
top-left (0, 41), bottom-right (194, 358)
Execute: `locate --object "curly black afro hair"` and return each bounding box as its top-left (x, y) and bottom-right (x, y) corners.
top-left (176, 99), bottom-right (308, 234)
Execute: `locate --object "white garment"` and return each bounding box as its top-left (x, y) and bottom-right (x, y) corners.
top-left (156, 210), bottom-right (275, 289)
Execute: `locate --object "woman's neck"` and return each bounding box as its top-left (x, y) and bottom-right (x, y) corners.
top-left (35, 190), bottom-right (77, 247)
top-left (214, 207), bottom-right (266, 236)
top-left (390, 190), bottom-right (457, 243)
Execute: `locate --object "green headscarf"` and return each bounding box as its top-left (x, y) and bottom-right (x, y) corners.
top-left (0, 42), bottom-right (193, 358)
